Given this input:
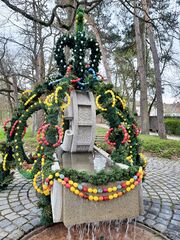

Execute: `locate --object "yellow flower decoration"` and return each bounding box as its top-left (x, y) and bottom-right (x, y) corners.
top-left (116, 96), bottom-right (126, 110)
top-left (139, 153), bottom-right (147, 167)
top-left (2, 154), bottom-right (8, 171)
top-left (96, 95), bottom-right (107, 111)
top-left (24, 94), bottom-right (37, 106)
top-left (55, 86), bottom-right (63, 104)
top-left (60, 93), bottom-right (71, 110)
top-left (126, 155), bottom-right (133, 164)
top-left (105, 90), bottom-right (116, 108)
top-left (44, 93), bottom-right (55, 107)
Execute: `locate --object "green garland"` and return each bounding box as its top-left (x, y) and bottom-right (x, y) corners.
top-left (0, 8), bottom-right (146, 225)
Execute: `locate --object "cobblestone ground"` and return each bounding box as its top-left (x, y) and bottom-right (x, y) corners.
top-left (0, 157), bottom-right (180, 240)
top-left (0, 173), bottom-right (41, 240)
top-left (137, 157), bottom-right (180, 240)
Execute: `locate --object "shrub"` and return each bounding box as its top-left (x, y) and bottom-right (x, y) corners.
top-left (165, 118), bottom-right (180, 136)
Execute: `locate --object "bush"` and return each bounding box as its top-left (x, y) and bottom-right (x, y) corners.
top-left (165, 118), bottom-right (180, 136)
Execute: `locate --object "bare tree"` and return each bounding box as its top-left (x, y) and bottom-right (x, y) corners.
top-left (142, 0), bottom-right (166, 138)
top-left (134, 3), bottom-right (149, 134)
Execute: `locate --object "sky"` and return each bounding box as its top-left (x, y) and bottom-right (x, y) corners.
top-left (0, 0), bottom-right (179, 104)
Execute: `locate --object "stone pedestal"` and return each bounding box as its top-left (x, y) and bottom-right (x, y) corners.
top-left (64, 90), bottom-right (96, 152)
top-left (62, 184), bottom-right (143, 227)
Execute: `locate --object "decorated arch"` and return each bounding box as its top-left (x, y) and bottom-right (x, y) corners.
top-left (0, 9), bottom-right (146, 224)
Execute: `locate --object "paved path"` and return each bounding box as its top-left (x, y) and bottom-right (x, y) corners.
top-left (138, 157), bottom-right (180, 240)
top-left (0, 173), bottom-right (41, 240)
top-left (0, 157), bottom-right (180, 240)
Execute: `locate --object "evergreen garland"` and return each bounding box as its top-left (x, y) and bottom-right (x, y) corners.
top-left (0, 8), bottom-right (147, 225)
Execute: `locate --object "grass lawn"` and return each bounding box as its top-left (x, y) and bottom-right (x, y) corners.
top-left (139, 134), bottom-right (180, 159)
top-left (95, 126), bottom-right (180, 159)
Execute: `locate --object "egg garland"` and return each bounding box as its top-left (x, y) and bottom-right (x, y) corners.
top-left (0, 9), bottom-right (147, 224)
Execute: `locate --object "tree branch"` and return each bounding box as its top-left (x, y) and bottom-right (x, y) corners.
top-left (1, 0), bottom-right (75, 28)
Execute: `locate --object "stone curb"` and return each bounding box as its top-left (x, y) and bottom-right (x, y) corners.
top-left (137, 222), bottom-right (170, 240)
top-left (20, 226), bottom-right (46, 240)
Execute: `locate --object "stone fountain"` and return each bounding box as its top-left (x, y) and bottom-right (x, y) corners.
top-left (51, 90), bottom-right (144, 227)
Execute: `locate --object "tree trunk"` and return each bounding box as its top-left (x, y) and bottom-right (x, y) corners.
top-left (85, 14), bottom-right (112, 83)
top-left (134, 5), bottom-right (149, 133)
top-left (143, 0), bottom-right (166, 139)
top-left (12, 75), bottom-right (19, 108)
top-left (132, 75), bottom-right (137, 113)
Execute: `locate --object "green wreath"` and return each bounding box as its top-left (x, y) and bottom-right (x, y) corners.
top-left (0, 8), bottom-right (146, 224)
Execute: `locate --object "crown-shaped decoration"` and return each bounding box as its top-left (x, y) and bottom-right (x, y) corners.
top-left (54, 9), bottom-right (101, 79)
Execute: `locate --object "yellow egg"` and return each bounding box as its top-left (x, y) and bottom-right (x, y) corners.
top-left (108, 188), bottom-right (112, 193)
top-left (88, 188), bottom-right (93, 193)
top-left (131, 184), bottom-right (135, 190)
top-left (93, 188), bottom-right (97, 194)
top-left (43, 185), bottom-right (48, 190)
top-left (113, 193), bottom-right (118, 198)
top-left (126, 181), bottom-right (130, 186)
top-left (69, 180), bottom-right (73, 185)
top-left (112, 187), bottom-right (117, 192)
top-left (89, 195), bottom-right (94, 201)
top-left (55, 172), bottom-right (60, 177)
top-left (50, 180), bottom-right (54, 185)
top-left (73, 182), bottom-right (78, 188)
top-left (70, 187), bottom-right (75, 192)
top-left (44, 190), bottom-right (49, 196)
top-left (75, 190), bottom-right (80, 195)
top-left (58, 178), bottom-right (62, 183)
top-left (94, 196), bottom-right (99, 201)
top-left (48, 175), bottom-right (53, 179)
top-left (109, 195), bottom-right (113, 200)
top-left (126, 187), bottom-right (131, 192)
top-left (130, 178), bottom-right (134, 183)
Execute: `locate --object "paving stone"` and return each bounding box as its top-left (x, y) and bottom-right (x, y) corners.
top-left (24, 203), bottom-right (35, 209)
top-left (30, 218), bottom-right (41, 226)
top-left (0, 200), bottom-right (8, 205)
top-left (0, 219), bottom-right (11, 228)
top-left (170, 219), bottom-right (180, 227)
top-left (12, 205), bottom-right (25, 212)
top-left (18, 209), bottom-right (30, 216)
top-left (168, 223), bottom-right (180, 231)
top-left (173, 214), bottom-right (180, 221)
top-left (4, 224), bottom-right (18, 233)
top-left (10, 202), bottom-right (20, 207)
top-left (153, 223), bottom-right (167, 232)
top-left (1, 209), bottom-right (13, 216)
top-left (148, 208), bottom-right (160, 215)
top-left (0, 205), bottom-right (9, 211)
top-left (0, 229), bottom-right (8, 239)
top-left (5, 213), bottom-right (20, 221)
top-left (8, 229), bottom-right (24, 239)
top-left (144, 219), bottom-right (156, 227)
top-left (160, 208), bottom-right (172, 215)
top-left (13, 217), bottom-right (27, 226)
top-left (145, 213), bottom-right (156, 220)
top-left (20, 223), bottom-right (34, 232)
top-left (158, 213), bottom-right (172, 220)
top-left (155, 217), bottom-right (169, 225)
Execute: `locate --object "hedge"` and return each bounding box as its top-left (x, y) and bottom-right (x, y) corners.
top-left (165, 118), bottom-right (180, 136)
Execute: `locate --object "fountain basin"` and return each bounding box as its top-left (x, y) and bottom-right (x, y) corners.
top-left (51, 148), bottom-right (143, 227)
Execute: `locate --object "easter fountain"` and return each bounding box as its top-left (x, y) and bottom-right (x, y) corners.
top-left (0, 9), bottom-right (152, 240)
